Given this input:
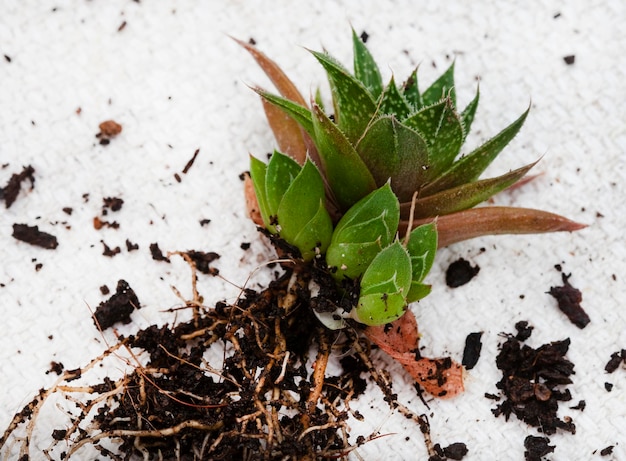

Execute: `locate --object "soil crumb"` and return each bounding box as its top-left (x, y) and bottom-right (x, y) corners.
top-left (1, 165), bottom-right (35, 208)
top-left (93, 279), bottom-right (141, 330)
top-left (548, 273), bottom-right (589, 328)
top-left (12, 223), bottom-right (58, 249)
top-left (184, 250), bottom-right (220, 275)
top-left (462, 332), bottom-right (483, 370)
top-left (491, 323), bottom-right (577, 436)
top-left (524, 435), bottom-right (555, 461)
top-left (445, 258), bottom-right (479, 287)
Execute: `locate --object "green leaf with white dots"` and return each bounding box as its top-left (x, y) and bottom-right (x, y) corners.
top-left (352, 28), bottom-right (383, 99)
top-left (421, 61), bottom-right (456, 108)
top-left (379, 76), bottom-right (412, 119)
top-left (310, 49), bottom-right (377, 143)
top-left (421, 107), bottom-right (529, 195)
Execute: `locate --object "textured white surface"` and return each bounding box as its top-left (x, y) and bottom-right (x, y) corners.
top-left (1, 1), bottom-right (625, 459)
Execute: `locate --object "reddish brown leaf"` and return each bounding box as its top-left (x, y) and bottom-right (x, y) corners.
top-left (365, 311), bottom-right (464, 398)
top-left (402, 206), bottom-right (587, 248)
top-left (235, 37), bottom-right (308, 164)
top-left (243, 173), bottom-right (264, 226)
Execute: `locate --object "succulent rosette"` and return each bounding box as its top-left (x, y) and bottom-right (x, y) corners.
top-left (240, 30), bottom-right (584, 330)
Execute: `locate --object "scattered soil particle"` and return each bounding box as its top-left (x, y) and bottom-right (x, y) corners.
top-left (117, 20), bottom-right (126, 32)
top-left (605, 382), bottom-right (613, 392)
top-left (184, 250), bottom-right (220, 275)
top-left (46, 362), bottom-right (64, 376)
top-left (563, 55), bottom-right (576, 65)
top-left (548, 273), bottom-right (590, 328)
top-left (524, 435), bottom-right (555, 461)
top-left (432, 442), bottom-right (469, 460)
top-left (93, 216), bottom-right (119, 229)
top-left (182, 148), bottom-right (200, 174)
top-left (199, 218), bottom-right (211, 226)
top-left (101, 240), bottom-right (121, 257)
top-left (360, 30), bottom-right (369, 43)
top-left (240, 242), bottom-right (251, 250)
top-left (515, 320), bottom-right (534, 341)
top-left (604, 349), bottom-right (626, 373)
top-left (1, 165), bottom-right (35, 208)
top-left (149, 242), bottom-right (170, 262)
top-left (12, 223), bottom-right (58, 249)
top-left (99, 285), bottom-right (110, 295)
top-left (125, 239), bottom-right (139, 252)
top-left (462, 332), bottom-right (483, 370)
top-left (97, 120), bottom-right (122, 138)
top-left (93, 279), bottom-right (141, 330)
top-left (491, 324), bottom-right (577, 435)
top-left (600, 445), bottom-right (614, 456)
top-left (570, 400), bottom-right (586, 411)
top-left (445, 258), bottom-right (479, 287)
top-left (62, 207), bottom-right (73, 215)
top-left (103, 196), bottom-right (124, 212)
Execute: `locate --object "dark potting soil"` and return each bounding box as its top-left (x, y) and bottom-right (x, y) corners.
top-left (490, 321), bottom-right (583, 460)
top-left (445, 258), bottom-right (479, 288)
top-left (93, 279), bottom-right (141, 330)
top-left (12, 223), bottom-right (58, 249)
top-left (548, 272), bottom-right (590, 328)
top-left (1, 165), bottom-right (35, 208)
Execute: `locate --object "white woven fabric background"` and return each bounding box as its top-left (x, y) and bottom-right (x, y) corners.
top-left (1, 1), bottom-right (625, 459)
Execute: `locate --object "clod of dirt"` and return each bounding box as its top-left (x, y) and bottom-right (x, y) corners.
top-left (462, 332), bottom-right (483, 370)
top-left (491, 324), bottom-right (577, 435)
top-left (1, 165), bottom-right (35, 208)
top-left (445, 258), bottom-right (479, 287)
top-left (98, 120), bottom-right (122, 137)
top-left (150, 242), bottom-right (170, 262)
top-left (605, 349), bottom-right (626, 373)
top-left (547, 273), bottom-right (590, 328)
top-left (102, 196), bottom-right (124, 213)
top-left (101, 240), bottom-right (121, 257)
top-left (600, 445), bottom-right (614, 456)
top-left (93, 279), bottom-right (141, 330)
top-left (563, 55), bottom-right (576, 65)
top-left (431, 442), bottom-right (469, 460)
top-left (12, 223), bottom-right (58, 249)
top-left (184, 250), bottom-right (220, 275)
top-left (524, 435), bottom-right (555, 461)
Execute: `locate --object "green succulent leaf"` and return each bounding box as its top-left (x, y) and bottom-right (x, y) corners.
top-left (249, 155), bottom-right (272, 230)
top-left (405, 222), bottom-right (438, 284)
top-left (356, 115), bottom-right (430, 202)
top-left (379, 76), bottom-right (413, 120)
top-left (352, 28), bottom-right (383, 99)
top-left (255, 88), bottom-right (314, 135)
top-left (460, 87), bottom-right (480, 142)
top-left (406, 282), bottom-right (432, 304)
top-left (352, 241), bottom-right (412, 326)
top-left (421, 107), bottom-right (529, 195)
top-left (326, 183), bottom-right (399, 280)
top-left (288, 198), bottom-right (333, 261)
top-left (404, 98), bottom-right (464, 179)
top-left (265, 151), bottom-right (302, 217)
top-left (311, 103), bottom-right (377, 210)
top-left (421, 61), bottom-right (456, 108)
top-left (408, 162), bottom-right (537, 219)
top-left (309, 49), bottom-right (377, 143)
top-left (402, 68), bottom-right (423, 111)
top-left (277, 159), bottom-right (332, 260)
